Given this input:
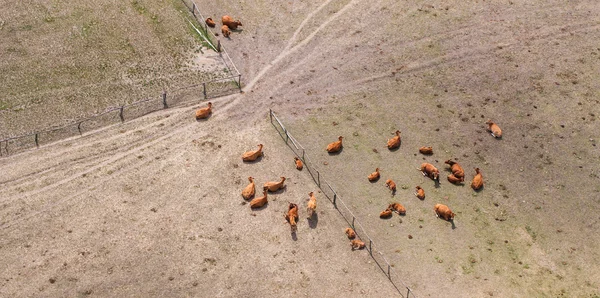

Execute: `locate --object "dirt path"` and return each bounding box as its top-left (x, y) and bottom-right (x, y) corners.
top-left (2, 0), bottom-right (600, 297)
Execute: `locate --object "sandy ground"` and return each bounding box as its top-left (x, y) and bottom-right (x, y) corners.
top-left (2, 0), bottom-right (600, 297)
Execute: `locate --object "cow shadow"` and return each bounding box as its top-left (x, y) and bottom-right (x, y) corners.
top-left (267, 185), bottom-right (287, 195)
top-left (195, 114), bottom-right (212, 122)
top-left (451, 219), bottom-right (457, 230)
top-left (250, 202), bottom-right (269, 211)
top-left (327, 147), bottom-right (344, 155)
top-left (291, 231), bottom-right (298, 241)
top-left (307, 213), bottom-right (318, 229)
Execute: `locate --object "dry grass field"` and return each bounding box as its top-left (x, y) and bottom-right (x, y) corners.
top-left (2, 0), bottom-right (600, 297)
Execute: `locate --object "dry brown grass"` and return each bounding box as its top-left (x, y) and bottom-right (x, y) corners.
top-left (0, 0), bottom-right (227, 137)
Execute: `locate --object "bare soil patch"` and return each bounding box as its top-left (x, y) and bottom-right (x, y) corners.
top-left (2, 0), bottom-right (600, 297)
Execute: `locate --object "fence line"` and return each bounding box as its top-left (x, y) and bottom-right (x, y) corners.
top-left (0, 2), bottom-right (242, 158)
top-left (269, 109), bottom-right (417, 298)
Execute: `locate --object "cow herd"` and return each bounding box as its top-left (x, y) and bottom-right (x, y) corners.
top-left (204, 15), bottom-right (243, 39)
top-left (194, 91), bottom-right (502, 250)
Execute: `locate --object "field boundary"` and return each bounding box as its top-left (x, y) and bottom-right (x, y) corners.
top-left (269, 109), bottom-right (417, 298)
top-left (0, 1), bottom-right (241, 158)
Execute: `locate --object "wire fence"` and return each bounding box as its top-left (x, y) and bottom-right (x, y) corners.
top-left (0, 1), bottom-right (241, 158)
top-left (269, 109), bottom-right (417, 298)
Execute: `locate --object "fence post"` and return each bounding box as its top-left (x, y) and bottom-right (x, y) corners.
top-left (387, 264), bottom-right (391, 279)
top-left (407, 288), bottom-right (411, 298)
top-left (119, 106), bottom-right (124, 122)
top-left (284, 129), bottom-right (289, 143)
top-left (352, 216), bottom-right (355, 230)
top-left (77, 122), bottom-right (83, 135)
top-left (217, 40), bottom-right (221, 52)
top-left (302, 149), bottom-right (305, 160)
top-left (192, 3), bottom-right (196, 16)
top-left (35, 133), bottom-right (39, 148)
top-left (238, 74), bottom-right (242, 92)
top-left (333, 192), bottom-right (337, 207)
top-left (369, 240), bottom-right (373, 255)
top-left (269, 109), bottom-right (273, 123)
top-left (203, 83), bottom-right (207, 99)
top-left (317, 170), bottom-right (320, 186)
top-left (162, 91), bottom-right (168, 109)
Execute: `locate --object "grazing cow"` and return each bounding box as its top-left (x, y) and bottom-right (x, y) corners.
top-left (380, 208), bottom-right (393, 218)
top-left (195, 102), bottom-right (212, 119)
top-left (368, 168), bottom-right (380, 182)
top-left (445, 160), bottom-right (465, 180)
top-left (241, 176), bottom-right (255, 200)
top-left (419, 146), bottom-right (433, 155)
top-left (345, 228), bottom-right (356, 239)
top-left (387, 130), bottom-right (401, 150)
top-left (326, 136), bottom-right (343, 153)
top-left (486, 120), bottom-right (502, 138)
top-left (415, 186), bottom-right (425, 200)
top-left (434, 203), bottom-right (455, 221)
top-left (242, 144), bottom-right (263, 162)
top-left (385, 179), bottom-right (397, 193)
top-left (205, 18), bottom-right (216, 28)
top-left (306, 192), bottom-right (317, 218)
top-left (388, 203), bottom-right (406, 215)
top-left (420, 163), bottom-right (440, 182)
top-left (221, 15), bottom-right (242, 30)
top-left (294, 157), bottom-right (303, 170)
top-left (221, 25), bottom-right (231, 38)
top-left (264, 177), bottom-right (286, 192)
top-left (249, 187), bottom-right (268, 209)
top-left (471, 168), bottom-right (484, 190)
top-left (350, 239), bottom-right (366, 250)
top-left (285, 203), bottom-right (299, 233)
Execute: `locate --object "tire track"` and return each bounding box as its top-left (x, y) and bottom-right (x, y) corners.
top-left (0, 93), bottom-right (241, 230)
top-left (243, 0), bottom-right (360, 92)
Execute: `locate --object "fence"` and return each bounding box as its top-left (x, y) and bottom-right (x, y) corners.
top-left (269, 109), bottom-right (417, 298)
top-left (182, 0), bottom-right (241, 83)
top-left (0, 1), bottom-right (241, 158)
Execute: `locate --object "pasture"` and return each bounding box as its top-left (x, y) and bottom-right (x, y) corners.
top-left (2, 0), bottom-right (600, 297)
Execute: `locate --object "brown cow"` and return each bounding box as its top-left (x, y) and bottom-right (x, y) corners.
top-left (415, 186), bottom-right (425, 200)
top-left (447, 174), bottom-right (464, 185)
top-left (385, 179), bottom-right (397, 193)
top-left (306, 192), bottom-right (317, 219)
top-left (264, 177), bottom-right (286, 192)
top-left (326, 136), bottom-right (343, 153)
top-left (294, 157), bottom-right (303, 170)
top-left (345, 228), bottom-right (356, 239)
top-left (241, 176), bottom-right (255, 200)
top-left (420, 163), bottom-right (440, 182)
top-left (379, 208), bottom-right (393, 218)
top-left (387, 130), bottom-right (401, 150)
top-left (388, 203), bottom-right (406, 215)
top-left (350, 239), bottom-right (366, 250)
top-left (195, 102), bottom-right (212, 119)
top-left (285, 202), bottom-right (299, 233)
top-left (242, 144), bottom-right (263, 162)
top-left (434, 203), bottom-right (455, 221)
top-left (221, 25), bottom-right (231, 38)
top-left (222, 15), bottom-right (242, 30)
top-left (249, 187), bottom-right (268, 209)
top-left (205, 18), bottom-right (216, 28)
top-left (445, 160), bottom-right (465, 180)
top-left (486, 120), bottom-right (502, 138)
top-left (471, 168), bottom-right (484, 190)
top-left (368, 168), bottom-right (380, 182)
